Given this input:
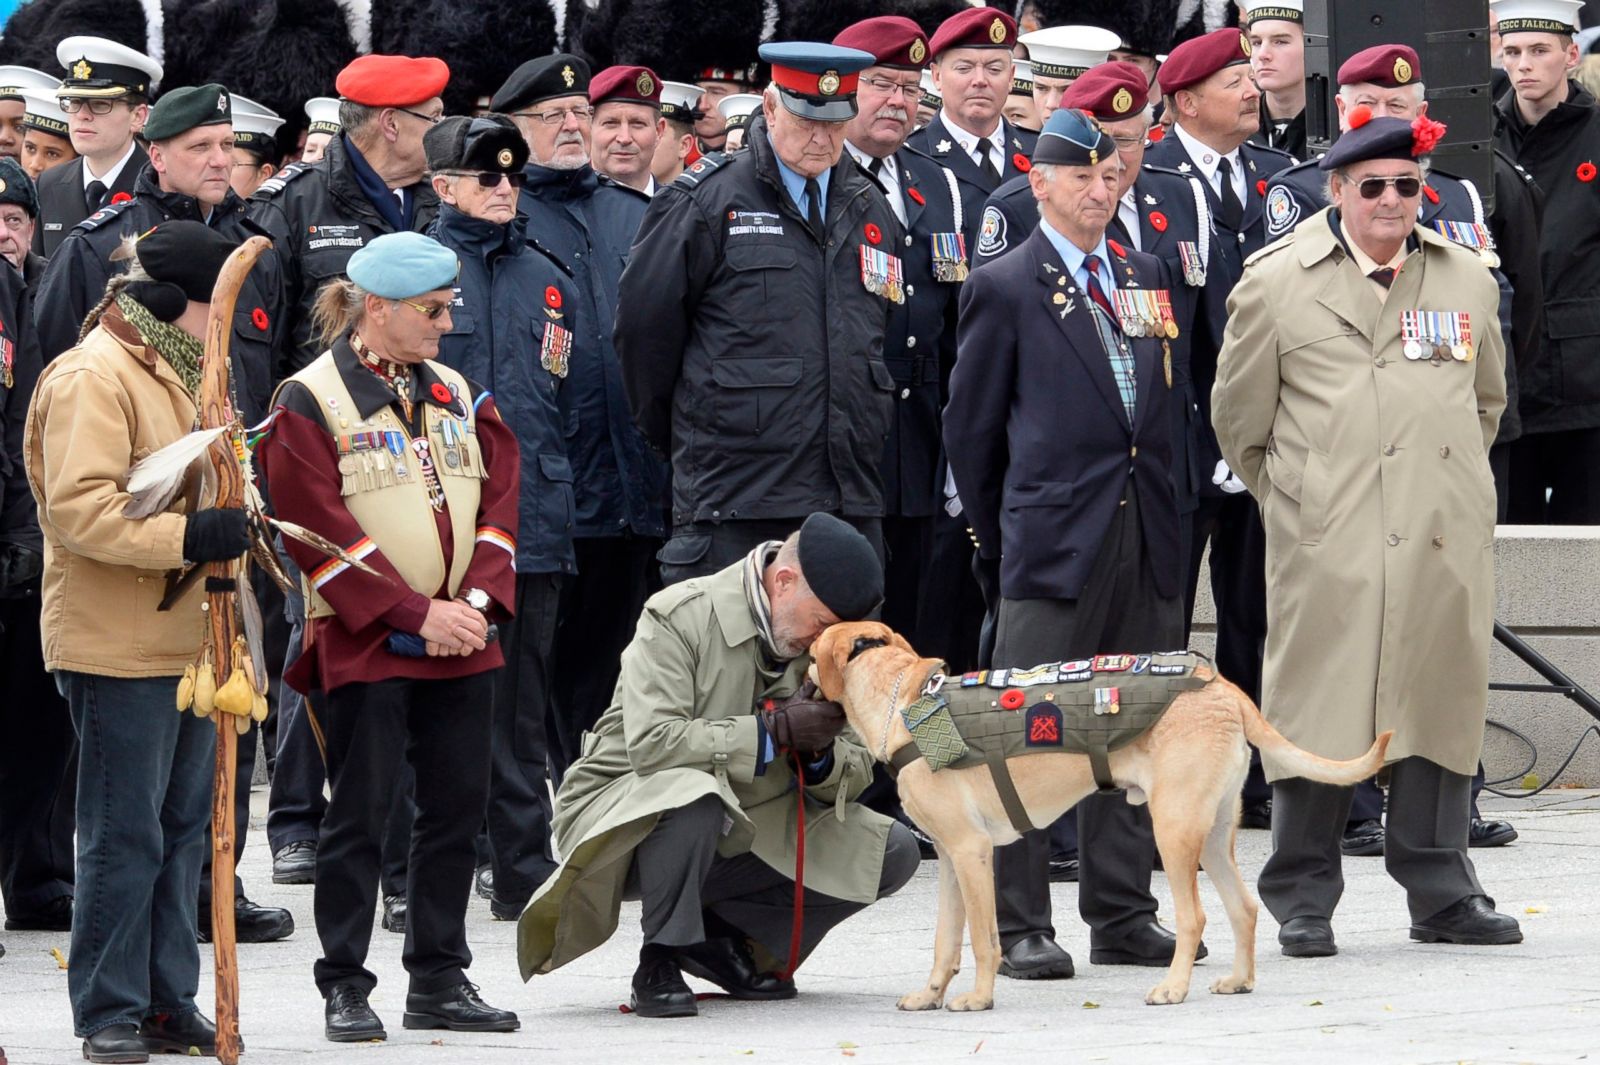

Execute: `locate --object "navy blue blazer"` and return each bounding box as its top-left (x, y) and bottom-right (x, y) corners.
top-left (944, 226), bottom-right (1181, 601)
top-left (908, 113), bottom-right (1037, 248)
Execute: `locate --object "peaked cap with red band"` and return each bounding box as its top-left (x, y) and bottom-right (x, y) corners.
top-left (758, 42), bottom-right (875, 122)
top-left (336, 55), bottom-right (450, 108)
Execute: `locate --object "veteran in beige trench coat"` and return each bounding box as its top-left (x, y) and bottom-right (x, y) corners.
top-left (517, 514), bottom-right (918, 1017)
top-left (1211, 113), bottom-right (1522, 957)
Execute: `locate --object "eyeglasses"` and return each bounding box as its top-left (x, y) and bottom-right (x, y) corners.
top-left (514, 105), bottom-right (596, 126)
top-left (440, 169), bottom-right (525, 189)
top-left (859, 76), bottom-right (922, 99)
top-left (1110, 134), bottom-right (1145, 150)
top-left (394, 298), bottom-right (452, 320)
top-left (1345, 173), bottom-right (1422, 200)
top-left (395, 107), bottom-right (443, 126)
top-left (60, 97), bottom-right (129, 116)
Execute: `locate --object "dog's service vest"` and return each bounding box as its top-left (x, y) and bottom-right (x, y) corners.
top-left (888, 652), bottom-right (1211, 832)
top-left (278, 353), bottom-right (487, 621)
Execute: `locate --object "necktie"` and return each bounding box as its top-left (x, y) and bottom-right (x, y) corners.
top-left (1216, 156), bottom-right (1244, 230)
top-left (85, 180), bottom-right (107, 214)
top-left (1085, 254), bottom-right (1138, 420)
top-left (1083, 255), bottom-right (1118, 320)
top-left (1369, 267), bottom-right (1396, 288)
top-left (863, 155), bottom-right (890, 195)
top-left (977, 142), bottom-right (1000, 185)
top-left (803, 177), bottom-right (824, 236)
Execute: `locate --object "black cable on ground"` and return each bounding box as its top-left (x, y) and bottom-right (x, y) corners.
top-left (1482, 719), bottom-right (1600, 799)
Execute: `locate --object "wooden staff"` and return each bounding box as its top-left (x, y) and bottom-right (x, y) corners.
top-left (200, 235), bottom-right (271, 1065)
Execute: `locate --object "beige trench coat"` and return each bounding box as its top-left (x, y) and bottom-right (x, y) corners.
top-left (1212, 209), bottom-right (1505, 780)
top-left (516, 562), bottom-right (890, 978)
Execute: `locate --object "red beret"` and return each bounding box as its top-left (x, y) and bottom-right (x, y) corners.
top-left (1337, 44), bottom-right (1422, 88)
top-left (928, 8), bottom-right (1017, 59)
top-left (834, 16), bottom-right (930, 70)
top-left (335, 54), bottom-right (450, 108)
top-left (590, 65), bottom-right (663, 107)
top-left (1157, 28), bottom-right (1251, 96)
top-left (1064, 62), bottom-right (1150, 120)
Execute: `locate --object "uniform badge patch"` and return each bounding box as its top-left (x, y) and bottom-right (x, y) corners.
top-left (1024, 704), bottom-right (1063, 746)
top-left (1265, 184), bottom-right (1300, 237)
top-left (1131, 654), bottom-right (1152, 674)
top-left (1150, 663), bottom-right (1186, 675)
top-left (976, 205), bottom-right (1008, 257)
top-left (1092, 654), bottom-right (1135, 672)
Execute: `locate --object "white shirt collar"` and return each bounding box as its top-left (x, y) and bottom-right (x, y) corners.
top-left (1172, 122), bottom-right (1242, 192)
top-left (845, 141), bottom-right (907, 225)
top-left (84, 140), bottom-right (138, 190)
top-left (943, 115), bottom-right (1004, 161)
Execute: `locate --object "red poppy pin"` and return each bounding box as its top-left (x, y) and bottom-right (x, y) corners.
top-left (999, 688), bottom-right (1026, 711)
top-left (1148, 126), bottom-right (1166, 143)
top-left (544, 285), bottom-right (561, 308)
top-left (250, 307), bottom-right (269, 331)
top-left (430, 383), bottom-right (453, 404)
top-left (1256, 179), bottom-right (1267, 196)
top-left (1013, 153), bottom-right (1031, 172)
top-left (111, 191), bottom-right (132, 205)
top-left (1422, 185), bottom-right (1440, 204)
top-left (1579, 162), bottom-right (1597, 183)
top-left (907, 187), bottom-right (925, 206)
top-left (1106, 238), bottom-right (1127, 258)
top-left (1149, 211), bottom-right (1168, 233)
top-left (864, 222), bottom-right (882, 245)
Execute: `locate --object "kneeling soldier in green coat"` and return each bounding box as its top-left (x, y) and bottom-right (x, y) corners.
top-left (517, 512), bottom-right (920, 1017)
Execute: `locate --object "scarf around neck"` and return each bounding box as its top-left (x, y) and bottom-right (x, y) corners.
top-left (742, 539), bottom-right (786, 666)
top-left (116, 293), bottom-right (204, 397)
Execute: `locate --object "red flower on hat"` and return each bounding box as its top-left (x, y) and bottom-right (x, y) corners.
top-left (430, 383), bottom-right (453, 404)
top-left (250, 307), bottom-right (269, 331)
top-left (1013, 153), bottom-right (1031, 172)
top-left (1410, 115), bottom-right (1446, 156)
top-left (110, 191), bottom-right (132, 205)
top-left (1422, 184), bottom-right (1440, 205)
top-left (907, 187), bottom-right (925, 206)
top-left (544, 286), bottom-right (561, 309)
top-left (1347, 104), bottom-right (1374, 129)
top-left (864, 223), bottom-right (882, 245)
top-left (1579, 162), bottom-right (1597, 183)
top-left (999, 688), bottom-right (1026, 711)
top-left (1149, 211), bottom-right (1168, 232)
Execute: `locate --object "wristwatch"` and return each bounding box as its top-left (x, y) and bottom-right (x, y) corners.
top-left (460, 587), bottom-right (490, 612)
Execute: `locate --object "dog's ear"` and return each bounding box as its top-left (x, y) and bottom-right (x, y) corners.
top-left (811, 625), bottom-right (848, 701)
top-left (888, 630), bottom-right (917, 655)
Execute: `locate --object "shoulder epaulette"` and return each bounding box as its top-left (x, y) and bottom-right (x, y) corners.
top-left (647, 578), bottom-right (709, 616)
top-left (671, 152), bottom-right (733, 190)
top-left (1243, 235), bottom-right (1296, 269)
top-left (251, 161), bottom-right (317, 201)
top-left (75, 197), bottom-right (139, 233)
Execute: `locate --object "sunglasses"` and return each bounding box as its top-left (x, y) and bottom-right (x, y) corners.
top-left (444, 170), bottom-right (525, 189)
top-left (1348, 174), bottom-right (1422, 200)
top-left (395, 297), bottom-right (452, 320)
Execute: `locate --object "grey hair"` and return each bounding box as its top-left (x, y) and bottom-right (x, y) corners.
top-left (773, 531), bottom-right (814, 595)
top-left (310, 276), bottom-right (372, 349)
top-left (1338, 82), bottom-right (1427, 108)
top-left (338, 100), bottom-right (380, 140)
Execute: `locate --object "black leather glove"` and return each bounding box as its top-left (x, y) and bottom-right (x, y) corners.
top-left (182, 508), bottom-right (250, 564)
top-left (762, 680), bottom-right (847, 755)
top-left (0, 542), bottom-right (43, 593)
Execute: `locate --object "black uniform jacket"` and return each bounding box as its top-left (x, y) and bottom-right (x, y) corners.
top-left (907, 112), bottom-right (1037, 249)
top-left (616, 118), bottom-right (902, 529)
top-left (1495, 80), bottom-right (1600, 434)
top-left (944, 225), bottom-right (1181, 603)
top-left (33, 143), bottom-right (149, 258)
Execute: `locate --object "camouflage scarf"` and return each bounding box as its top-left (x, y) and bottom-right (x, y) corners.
top-left (116, 293), bottom-right (204, 398)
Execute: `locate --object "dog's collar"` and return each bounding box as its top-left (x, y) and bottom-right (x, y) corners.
top-left (847, 635), bottom-right (889, 662)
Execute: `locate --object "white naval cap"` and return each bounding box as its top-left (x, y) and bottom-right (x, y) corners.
top-left (54, 35), bottom-right (162, 97)
top-left (304, 96), bottom-right (341, 136)
top-left (659, 80), bottom-right (702, 122)
top-left (1241, 0), bottom-right (1305, 26)
top-left (19, 88), bottom-right (70, 138)
top-left (1491, 0), bottom-right (1584, 34)
top-left (230, 93), bottom-right (285, 153)
top-left (1019, 25), bottom-right (1122, 81)
top-left (0, 66), bottom-right (61, 101)
top-left (715, 92), bottom-right (762, 124)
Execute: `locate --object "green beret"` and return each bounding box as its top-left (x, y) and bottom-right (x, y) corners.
top-left (347, 232), bottom-right (459, 299)
top-left (144, 84), bottom-right (232, 142)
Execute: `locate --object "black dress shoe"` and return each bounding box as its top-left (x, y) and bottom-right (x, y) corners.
top-left (630, 954), bottom-right (698, 1018)
top-left (1410, 894), bottom-right (1523, 945)
top-left (1048, 856), bottom-right (1080, 882)
top-left (381, 893), bottom-right (407, 934)
top-left (1238, 799), bottom-right (1272, 830)
top-left (676, 937), bottom-right (797, 999)
top-left (140, 1010), bottom-right (231, 1055)
top-left (198, 895), bottom-right (294, 944)
top-left (5, 893), bottom-right (72, 931)
top-left (403, 982), bottom-right (520, 1032)
top-left (1278, 915), bottom-right (1337, 957)
top-left (325, 983), bottom-right (385, 1043)
top-left (1341, 818), bottom-right (1385, 857)
top-left (1091, 920), bottom-right (1208, 967)
top-left (489, 892), bottom-right (528, 922)
top-left (998, 933), bottom-right (1074, 979)
top-left (1469, 818), bottom-right (1518, 848)
top-left (82, 1023), bottom-right (147, 1063)
top-left (474, 863), bottom-right (495, 899)
top-left (272, 840), bottom-right (317, 884)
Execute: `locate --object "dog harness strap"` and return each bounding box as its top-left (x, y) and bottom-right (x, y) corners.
top-left (987, 752), bottom-right (1034, 834)
top-left (1088, 744), bottom-right (1117, 791)
top-left (887, 742), bottom-right (923, 778)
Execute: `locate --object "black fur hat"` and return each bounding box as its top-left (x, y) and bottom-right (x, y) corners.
top-left (1026, 0), bottom-right (1183, 58)
top-left (575, 0), bottom-right (767, 83)
top-left (1171, 0), bottom-right (1238, 49)
top-left (777, 0), bottom-right (975, 44)
top-left (0, 0), bottom-right (154, 74)
top-left (371, 0), bottom-right (560, 114)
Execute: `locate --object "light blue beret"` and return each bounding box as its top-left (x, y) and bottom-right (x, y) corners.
top-left (347, 232), bottom-right (459, 299)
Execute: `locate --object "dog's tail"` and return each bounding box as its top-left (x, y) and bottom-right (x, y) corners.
top-left (1241, 698), bottom-right (1393, 786)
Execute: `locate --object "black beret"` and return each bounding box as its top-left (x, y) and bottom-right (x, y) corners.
top-left (491, 54), bottom-right (591, 114)
top-left (143, 83), bottom-right (231, 142)
top-left (424, 114), bottom-right (529, 174)
top-left (0, 157), bottom-right (39, 218)
top-left (137, 220), bottom-right (239, 302)
top-left (1318, 111), bottom-right (1445, 171)
top-left (797, 513), bottom-right (883, 621)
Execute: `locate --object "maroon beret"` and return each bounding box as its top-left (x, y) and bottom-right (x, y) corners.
top-left (1337, 44), bottom-right (1422, 88)
top-left (590, 65), bottom-right (663, 107)
top-left (834, 16), bottom-right (930, 70)
top-left (928, 8), bottom-right (1017, 59)
top-left (336, 55), bottom-right (450, 108)
top-left (1157, 28), bottom-right (1251, 96)
top-left (1064, 61), bottom-right (1150, 120)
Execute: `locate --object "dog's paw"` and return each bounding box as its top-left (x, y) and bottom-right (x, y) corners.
top-left (1210, 976), bottom-right (1254, 996)
top-left (897, 989), bottom-right (945, 1011)
top-left (1144, 982), bottom-right (1190, 1005)
top-left (945, 992), bottom-right (994, 1012)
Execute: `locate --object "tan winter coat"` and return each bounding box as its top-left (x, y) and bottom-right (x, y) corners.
top-left (1212, 209), bottom-right (1505, 779)
top-left (517, 562), bottom-right (891, 978)
top-left (24, 311), bottom-right (207, 677)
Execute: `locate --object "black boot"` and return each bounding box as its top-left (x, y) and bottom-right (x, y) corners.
top-left (630, 945), bottom-right (698, 1018)
top-left (81, 1023), bottom-right (147, 1064)
top-left (381, 893), bottom-right (407, 934)
top-left (140, 1010), bottom-right (230, 1055)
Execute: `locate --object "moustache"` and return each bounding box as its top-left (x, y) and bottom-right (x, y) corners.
top-left (874, 107), bottom-right (909, 123)
top-left (554, 132), bottom-right (586, 148)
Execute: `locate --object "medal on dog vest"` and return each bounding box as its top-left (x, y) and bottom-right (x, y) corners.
top-left (859, 245), bottom-right (906, 304)
top-left (930, 232), bottom-right (969, 282)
